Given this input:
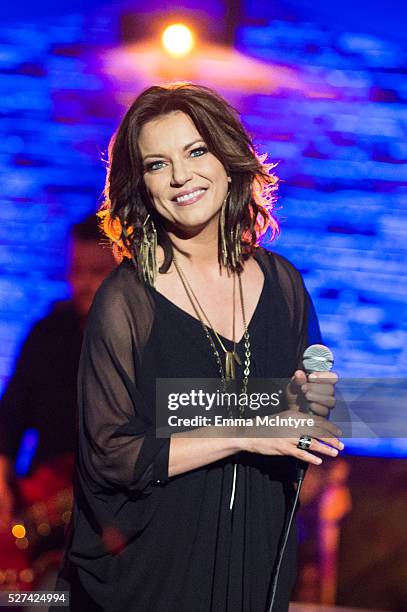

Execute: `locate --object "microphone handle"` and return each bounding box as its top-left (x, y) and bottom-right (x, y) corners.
top-left (297, 344), bottom-right (334, 482)
top-left (296, 371), bottom-right (314, 482)
top-left (296, 458), bottom-right (308, 482)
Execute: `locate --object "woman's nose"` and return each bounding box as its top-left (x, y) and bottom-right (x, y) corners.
top-left (171, 159), bottom-right (193, 186)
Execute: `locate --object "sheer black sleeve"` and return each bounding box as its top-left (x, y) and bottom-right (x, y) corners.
top-left (272, 252), bottom-right (322, 367)
top-left (77, 262), bottom-right (169, 496)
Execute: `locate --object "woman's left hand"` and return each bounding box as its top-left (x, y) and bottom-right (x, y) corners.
top-left (286, 370), bottom-right (339, 417)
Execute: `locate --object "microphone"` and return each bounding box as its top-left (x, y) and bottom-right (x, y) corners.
top-left (296, 344), bottom-right (334, 482)
top-left (303, 344), bottom-right (334, 374)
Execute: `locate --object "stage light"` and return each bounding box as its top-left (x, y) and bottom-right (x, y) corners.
top-left (11, 523), bottom-right (26, 539)
top-left (162, 24), bottom-right (195, 58)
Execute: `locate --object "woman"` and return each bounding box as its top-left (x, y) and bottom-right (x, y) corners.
top-left (55, 83), bottom-right (342, 611)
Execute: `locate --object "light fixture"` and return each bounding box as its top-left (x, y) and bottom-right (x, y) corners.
top-left (161, 23), bottom-right (195, 58)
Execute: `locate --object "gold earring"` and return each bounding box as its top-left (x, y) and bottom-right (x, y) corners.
top-left (220, 188), bottom-right (242, 270)
top-left (231, 223), bottom-right (242, 268)
top-left (220, 192), bottom-right (229, 268)
top-left (140, 214), bottom-right (157, 285)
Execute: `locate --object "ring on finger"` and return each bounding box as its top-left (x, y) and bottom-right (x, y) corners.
top-left (297, 435), bottom-right (312, 451)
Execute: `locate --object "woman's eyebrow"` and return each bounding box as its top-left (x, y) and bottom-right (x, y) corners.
top-left (142, 139), bottom-right (205, 161)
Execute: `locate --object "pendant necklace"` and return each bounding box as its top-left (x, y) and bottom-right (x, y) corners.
top-left (172, 255), bottom-right (251, 510)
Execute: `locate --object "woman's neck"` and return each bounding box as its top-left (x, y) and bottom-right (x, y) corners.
top-left (159, 217), bottom-right (224, 272)
top-left (172, 234), bottom-right (218, 266)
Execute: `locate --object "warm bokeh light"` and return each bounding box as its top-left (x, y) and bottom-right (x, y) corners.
top-left (5, 569), bottom-right (17, 584)
top-left (15, 537), bottom-right (29, 550)
top-left (62, 510), bottom-right (72, 524)
top-left (11, 523), bottom-right (26, 539)
top-left (20, 569), bottom-right (34, 583)
top-left (37, 522), bottom-right (51, 536)
top-left (162, 24), bottom-right (195, 58)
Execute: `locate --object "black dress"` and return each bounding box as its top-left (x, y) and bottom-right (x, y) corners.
top-left (54, 247), bottom-right (321, 612)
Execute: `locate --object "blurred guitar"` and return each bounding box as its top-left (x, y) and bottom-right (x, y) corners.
top-left (0, 453), bottom-right (74, 591)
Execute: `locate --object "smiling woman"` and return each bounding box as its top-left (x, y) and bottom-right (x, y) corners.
top-left (98, 82), bottom-right (278, 280)
top-left (139, 111), bottom-right (229, 233)
top-left (53, 83), bottom-right (342, 612)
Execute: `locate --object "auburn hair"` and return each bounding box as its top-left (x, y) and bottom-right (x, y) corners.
top-left (98, 82), bottom-right (279, 279)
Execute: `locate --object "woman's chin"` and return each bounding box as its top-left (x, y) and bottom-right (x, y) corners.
top-left (163, 212), bottom-right (219, 238)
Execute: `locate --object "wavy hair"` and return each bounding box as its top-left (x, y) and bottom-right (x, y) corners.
top-left (98, 82), bottom-right (279, 279)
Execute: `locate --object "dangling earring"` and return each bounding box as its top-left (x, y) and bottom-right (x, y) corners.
top-left (220, 192), bottom-right (229, 268)
top-left (140, 214), bottom-right (157, 285)
top-left (231, 222), bottom-right (242, 268)
top-left (220, 179), bottom-right (242, 269)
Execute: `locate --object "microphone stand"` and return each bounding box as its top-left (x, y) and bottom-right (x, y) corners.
top-left (266, 344), bottom-right (334, 611)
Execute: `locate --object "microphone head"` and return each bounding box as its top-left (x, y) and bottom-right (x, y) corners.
top-left (303, 344), bottom-right (334, 373)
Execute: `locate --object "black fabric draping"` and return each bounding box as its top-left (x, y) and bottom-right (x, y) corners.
top-left (54, 247), bottom-right (321, 612)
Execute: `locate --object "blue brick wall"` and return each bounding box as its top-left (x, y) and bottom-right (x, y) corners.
top-left (236, 15), bottom-right (407, 380)
top-left (0, 7), bottom-right (406, 455)
top-left (0, 15), bottom-right (121, 393)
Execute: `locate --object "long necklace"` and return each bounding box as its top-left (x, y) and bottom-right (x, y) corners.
top-left (172, 255), bottom-right (251, 510)
top-left (176, 263), bottom-right (238, 379)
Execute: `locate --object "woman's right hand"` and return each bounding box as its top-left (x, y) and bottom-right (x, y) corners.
top-left (240, 409), bottom-right (344, 466)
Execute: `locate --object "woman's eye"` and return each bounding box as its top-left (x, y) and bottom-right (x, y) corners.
top-left (144, 147), bottom-right (207, 172)
top-left (145, 160), bottom-right (166, 172)
top-left (190, 146), bottom-right (208, 158)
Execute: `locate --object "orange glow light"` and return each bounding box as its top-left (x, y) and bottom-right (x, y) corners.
top-left (11, 523), bottom-right (26, 539)
top-left (20, 568), bottom-right (34, 583)
top-left (162, 24), bottom-right (195, 58)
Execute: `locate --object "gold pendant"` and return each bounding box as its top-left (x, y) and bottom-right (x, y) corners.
top-left (225, 350), bottom-right (243, 380)
top-left (225, 351), bottom-right (236, 380)
top-left (233, 351), bottom-right (242, 366)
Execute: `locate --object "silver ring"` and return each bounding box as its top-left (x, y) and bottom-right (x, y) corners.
top-left (297, 435), bottom-right (312, 451)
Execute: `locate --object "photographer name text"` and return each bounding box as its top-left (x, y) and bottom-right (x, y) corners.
top-left (167, 415), bottom-right (315, 428)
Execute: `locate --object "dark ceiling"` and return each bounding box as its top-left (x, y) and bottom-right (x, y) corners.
top-left (3, 0), bottom-right (406, 48)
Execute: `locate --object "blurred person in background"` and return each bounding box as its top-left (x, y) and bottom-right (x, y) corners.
top-left (0, 214), bottom-right (115, 586)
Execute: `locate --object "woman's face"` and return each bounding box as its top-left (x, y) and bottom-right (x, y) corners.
top-left (138, 111), bottom-right (229, 234)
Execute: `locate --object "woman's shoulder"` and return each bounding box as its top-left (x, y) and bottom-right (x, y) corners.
top-left (255, 247), bottom-right (310, 324)
top-left (91, 258), bottom-right (152, 318)
top-left (92, 259), bottom-right (133, 300)
top-left (84, 259), bottom-right (154, 353)
top-left (255, 246), bottom-right (304, 286)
